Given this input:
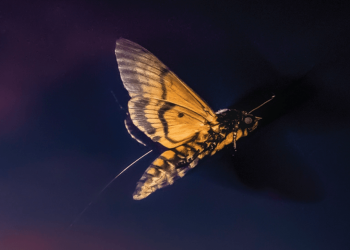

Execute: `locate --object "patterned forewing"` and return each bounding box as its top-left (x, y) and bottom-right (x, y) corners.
top-left (115, 38), bottom-right (217, 148)
top-left (115, 38), bottom-right (215, 119)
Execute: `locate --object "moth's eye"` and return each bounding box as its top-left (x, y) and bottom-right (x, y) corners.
top-left (244, 117), bottom-right (253, 124)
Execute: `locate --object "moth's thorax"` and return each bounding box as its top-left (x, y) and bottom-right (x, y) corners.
top-left (214, 109), bottom-right (260, 138)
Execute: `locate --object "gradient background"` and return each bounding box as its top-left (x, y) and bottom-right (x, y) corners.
top-left (1, 0), bottom-right (350, 249)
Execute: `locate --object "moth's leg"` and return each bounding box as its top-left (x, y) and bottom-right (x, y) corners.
top-left (233, 131), bottom-right (237, 150)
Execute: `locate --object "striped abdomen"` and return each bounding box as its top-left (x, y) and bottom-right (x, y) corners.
top-left (133, 128), bottom-right (237, 200)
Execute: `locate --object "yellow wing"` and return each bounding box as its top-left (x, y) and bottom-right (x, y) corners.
top-left (115, 38), bottom-right (217, 148)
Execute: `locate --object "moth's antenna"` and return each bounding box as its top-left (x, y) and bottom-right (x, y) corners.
top-left (249, 95), bottom-right (275, 114)
top-left (68, 149), bottom-right (153, 229)
top-left (111, 90), bottom-right (126, 112)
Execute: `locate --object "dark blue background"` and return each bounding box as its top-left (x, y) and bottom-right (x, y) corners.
top-left (1, 0), bottom-right (349, 249)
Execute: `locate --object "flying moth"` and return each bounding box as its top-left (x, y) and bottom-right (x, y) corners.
top-left (115, 38), bottom-right (274, 200)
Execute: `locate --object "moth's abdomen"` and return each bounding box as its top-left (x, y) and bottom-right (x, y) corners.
top-left (133, 144), bottom-right (201, 200)
top-left (133, 127), bottom-right (239, 199)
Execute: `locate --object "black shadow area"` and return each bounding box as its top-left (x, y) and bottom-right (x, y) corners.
top-left (193, 75), bottom-right (325, 202)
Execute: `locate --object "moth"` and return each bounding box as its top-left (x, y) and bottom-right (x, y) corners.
top-left (115, 38), bottom-right (273, 200)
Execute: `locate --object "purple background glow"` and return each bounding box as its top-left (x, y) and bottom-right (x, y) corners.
top-left (1, 0), bottom-right (350, 249)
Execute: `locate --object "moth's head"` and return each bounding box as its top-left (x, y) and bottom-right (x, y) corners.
top-left (240, 95), bottom-right (275, 136)
top-left (239, 111), bottom-right (261, 137)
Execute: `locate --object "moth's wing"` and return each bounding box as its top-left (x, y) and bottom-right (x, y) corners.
top-left (128, 96), bottom-right (211, 148)
top-left (124, 116), bottom-right (147, 146)
top-left (115, 38), bottom-right (217, 148)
